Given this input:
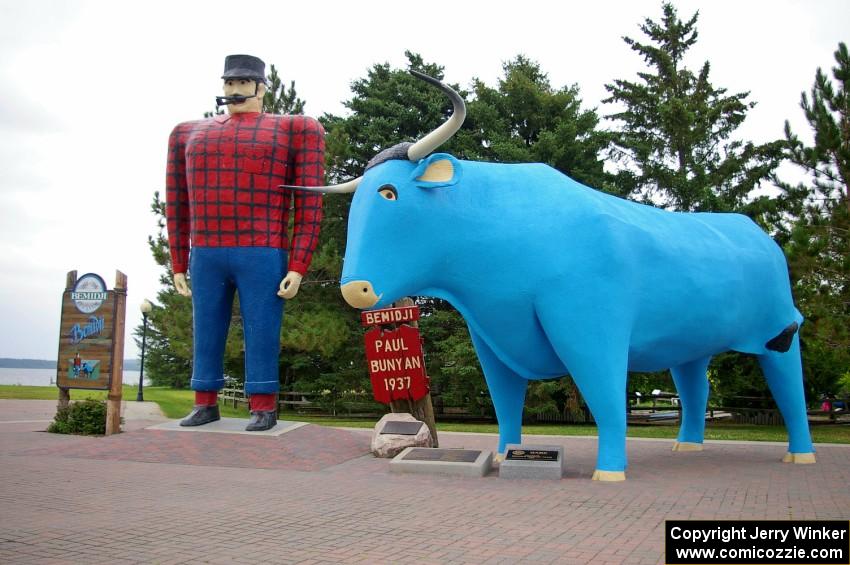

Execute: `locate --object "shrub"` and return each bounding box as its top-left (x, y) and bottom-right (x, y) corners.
top-left (48, 399), bottom-right (109, 435)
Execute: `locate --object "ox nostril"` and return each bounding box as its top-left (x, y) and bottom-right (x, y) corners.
top-left (341, 280), bottom-right (380, 309)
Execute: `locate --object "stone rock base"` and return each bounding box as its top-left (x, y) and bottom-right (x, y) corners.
top-left (370, 413), bottom-right (432, 458)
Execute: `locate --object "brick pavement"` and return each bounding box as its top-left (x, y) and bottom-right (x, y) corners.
top-left (1, 399), bottom-right (849, 564)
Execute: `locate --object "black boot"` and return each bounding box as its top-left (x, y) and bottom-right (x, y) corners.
top-left (245, 410), bottom-right (277, 431)
top-left (180, 405), bottom-right (220, 427)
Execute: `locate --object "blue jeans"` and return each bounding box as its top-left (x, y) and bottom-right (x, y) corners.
top-left (189, 247), bottom-right (286, 395)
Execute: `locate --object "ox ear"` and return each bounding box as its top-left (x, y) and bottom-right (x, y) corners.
top-left (411, 153), bottom-right (462, 188)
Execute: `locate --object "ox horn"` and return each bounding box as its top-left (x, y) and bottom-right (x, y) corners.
top-left (281, 71), bottom-right (466, 194)
top-left (406, 70), bottom-right (467, 161)
top-left (284, 177), bottom-right (361, 194)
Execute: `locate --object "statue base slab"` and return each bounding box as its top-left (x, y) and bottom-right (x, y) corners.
top-left (148, 417), bottom-right (308, 437)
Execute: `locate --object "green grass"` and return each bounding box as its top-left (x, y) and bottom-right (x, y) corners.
top-left (2, 385), bottom-right (848, 444)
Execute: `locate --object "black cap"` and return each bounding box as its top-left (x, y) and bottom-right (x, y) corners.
top-left (221, 54), bottom-right (266, 82)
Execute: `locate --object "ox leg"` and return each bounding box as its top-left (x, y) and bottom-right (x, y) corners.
top-left (670, 356), bottom-right (711, 451)
top-left (469, 329), bottom-right (528, 455)
top-left (567, 355), bottom-right (628, 481)
top-left (535, 310), bottom-right (629, 479)
top-left (756, 335), bottom-right (815, 463)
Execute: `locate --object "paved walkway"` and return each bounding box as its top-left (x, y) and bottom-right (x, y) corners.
top-left (1, 400), bottom-right (848, 564)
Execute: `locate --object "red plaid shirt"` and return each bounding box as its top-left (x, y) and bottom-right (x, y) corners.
top-left (166, 112), bottom-right (324, 275)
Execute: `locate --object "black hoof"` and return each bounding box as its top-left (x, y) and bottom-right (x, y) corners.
top-left (180, 405), bottom-right (220, 427)
top-left (246, 410), bottom-right (277, 431)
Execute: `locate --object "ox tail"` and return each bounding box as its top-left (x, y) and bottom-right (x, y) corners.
top-left (765, 322), bottom-right (799, 353)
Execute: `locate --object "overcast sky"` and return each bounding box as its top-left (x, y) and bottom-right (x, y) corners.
top-left (1, 0), bottom-right (847, 361)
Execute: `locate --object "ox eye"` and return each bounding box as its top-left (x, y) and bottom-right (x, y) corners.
top-left (378, 185), bottom-right (398, 201)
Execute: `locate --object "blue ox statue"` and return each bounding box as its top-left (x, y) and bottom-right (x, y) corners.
top-left (287, 72), bottom-right (815, 480)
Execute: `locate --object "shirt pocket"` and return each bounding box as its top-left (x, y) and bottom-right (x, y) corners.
top-left (236, 143), bottom-right (271, 175)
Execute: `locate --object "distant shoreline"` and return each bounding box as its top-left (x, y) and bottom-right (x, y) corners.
top-left (0, 358), bottom-right (141, 371)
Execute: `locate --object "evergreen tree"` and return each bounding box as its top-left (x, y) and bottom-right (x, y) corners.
top-left (263, 64), bottom-right (305, 115)
top-left (469, 55), bottom-right (613, 190)
top-left (321, 51), bottom-right (471, 181)
top-left (777, 42), bottom-right (850, 399)
top-left (134, 192), bottom-right (193, 387)
top-left (603, 2), bottom-right (793, 404)
top-left (604, 2), bottom-right (783, 215)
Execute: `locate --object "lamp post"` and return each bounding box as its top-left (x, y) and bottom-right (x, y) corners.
top-left (137, 299), bottom-right (152, 402)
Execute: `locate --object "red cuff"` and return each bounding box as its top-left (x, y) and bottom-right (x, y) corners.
top-left (249, 394), bottom-right (277, 412)
top-left (287, 260), bottom-right (309, 277)
top-left (172, 256), bottom-right (188, 274)
top-left (195, 391), bottom-right (218, 406)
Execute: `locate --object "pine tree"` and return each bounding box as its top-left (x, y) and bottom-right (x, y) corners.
top-left (604, 2), bottom-right (783, 215)
top-left (777, 42), bottom-right (850, 399)
top-left (603, 3), bottom-right (794, 403)
top-left (469, 55), bottom-right (612, 191)
top-left (134, 192), bottom-right (193, 387)
top-left (263, 64), bottom-right (305, 115)
top-left (321, 51), bottom-right (471, 181)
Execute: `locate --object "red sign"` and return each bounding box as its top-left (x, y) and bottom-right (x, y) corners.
top-left (360, 306), bottom-right (420, 327)
top-left (364, 324), bottom-right (429, 404)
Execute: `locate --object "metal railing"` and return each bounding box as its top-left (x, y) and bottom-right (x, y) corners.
top-left (217, 386), bottom-right (849, 426)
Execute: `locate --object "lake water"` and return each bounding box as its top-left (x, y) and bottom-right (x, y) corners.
top-left (0, 367), bottom-right (149, 387)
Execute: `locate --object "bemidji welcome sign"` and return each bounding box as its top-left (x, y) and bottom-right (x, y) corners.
top-left (56, 271), bottom-right (127, 434)
top-left (56, 271), bottom-right (127, 390)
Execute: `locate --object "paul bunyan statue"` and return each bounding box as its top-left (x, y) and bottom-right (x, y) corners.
top-left (166, 54), bottom-right (324, 431)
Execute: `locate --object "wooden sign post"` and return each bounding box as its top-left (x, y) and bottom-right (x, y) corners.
top-left (361, 298), bottom-right (438, 447)
top-left (56, 270), bottom-right (127, 435)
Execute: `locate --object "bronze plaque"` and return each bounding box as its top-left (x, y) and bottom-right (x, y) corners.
top-left (56, 273), bottom-right (116, 390)
top-left (401, 448), bottom-right (481, 463)
top-left (380, 421), bottom-right (424, 435)
top-left (506, 449), bottom-right (559, 462)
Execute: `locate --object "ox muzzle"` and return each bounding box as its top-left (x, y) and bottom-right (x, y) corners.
top-left (341, 280), bottom-right (380, 309)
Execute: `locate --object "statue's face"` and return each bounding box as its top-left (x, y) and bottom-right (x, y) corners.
top-left (223, 78), bottom-right (263, 114)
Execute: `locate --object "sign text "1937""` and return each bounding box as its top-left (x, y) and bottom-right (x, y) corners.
top-left (383, 376), bottom-right (412, 391)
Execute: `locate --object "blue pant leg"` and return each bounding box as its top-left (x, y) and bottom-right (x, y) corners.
top-left (231, 248), bottom-right (287, 395)
top-left (189, 248), bottom-right (235, 392)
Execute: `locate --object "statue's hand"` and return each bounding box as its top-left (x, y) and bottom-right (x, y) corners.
top-left (278, 271), bottom-right (303, 299)
top-left (174, 273), bottom-right (192, 297)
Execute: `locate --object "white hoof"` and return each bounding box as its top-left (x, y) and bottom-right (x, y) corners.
top-left (672, 441), bottom-right (704, 452)
top-left (592, 469), bottom-right (626, 481)
top-left (782, 452), bottom-right (816, 464)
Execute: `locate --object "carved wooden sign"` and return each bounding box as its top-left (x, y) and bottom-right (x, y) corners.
top-left (56, 271), bottom-right (126, 391)
top-left (362, 306), bottom-right (429, 404)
